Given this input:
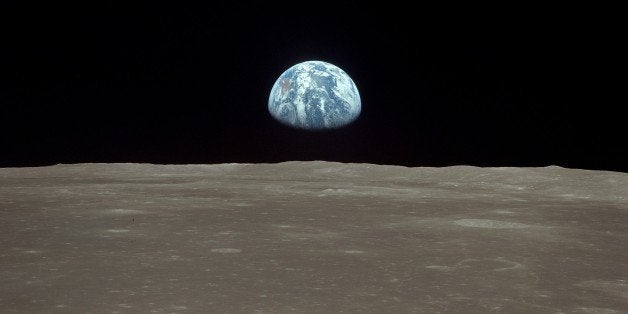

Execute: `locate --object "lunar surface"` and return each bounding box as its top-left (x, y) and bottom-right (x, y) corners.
top-left (1, 162), bottom-right (627, 313)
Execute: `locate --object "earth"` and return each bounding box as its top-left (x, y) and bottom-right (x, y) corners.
top-left (268, 60), bottom-right (361, 130)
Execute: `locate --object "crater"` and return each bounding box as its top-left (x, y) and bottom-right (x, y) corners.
top-left (343, 250), bottom-right (365, 254)
top-left (106, 229), bottom-right (130, 233)
top-left (454, 219), bottom-right (530, 229)
top-left (108, 209), bottom-right (145, 215)
top-left (211, 248), bottom-right (242, 254)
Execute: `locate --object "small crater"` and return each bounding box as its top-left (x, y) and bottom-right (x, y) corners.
top-left (454, 219), bottom-right (530, 229)
top-left (216, 231), bottom-right (236, 235)
top-left (425, 265), bottom-right (454, 271)
top-left (106, 229), bottom-right (130, 233)
top-left (109, 209), bottom-right (144, 215)
top-left (275, 225), bottom-right (294, 229)
top-left (457, 258), bottom-right (523, 272)
top-left (168, 255), bottom-right (185, 261)
top-left (211, 248), bottom-right (242, 254)
top-left (285, 231), bottom-right (338, 240)
top-left (319, 188), bottom-right (353, 196)
top-left (427, 258), bottom-right (524, 272)
top-left (493, 210), bottom-right (515, 214)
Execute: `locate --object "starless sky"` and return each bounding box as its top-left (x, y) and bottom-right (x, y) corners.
top-left (0, 2), bottom-right (626, 171)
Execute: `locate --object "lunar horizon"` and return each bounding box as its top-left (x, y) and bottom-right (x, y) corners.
top-left (1, 161), bottom-right (627, 312)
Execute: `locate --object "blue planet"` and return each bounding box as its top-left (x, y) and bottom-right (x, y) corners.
top-left (268, 60), bottom-right (361, 130)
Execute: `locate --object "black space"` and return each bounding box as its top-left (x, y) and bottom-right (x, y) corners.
top-left (1, 2), bottom-right (626, 171)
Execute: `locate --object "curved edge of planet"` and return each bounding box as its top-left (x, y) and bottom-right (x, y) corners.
top-left (268, 60), bottom-right (361, 131)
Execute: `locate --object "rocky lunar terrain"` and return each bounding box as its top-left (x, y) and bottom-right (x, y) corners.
top-left (1, 162), bottom-right (627, 312)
